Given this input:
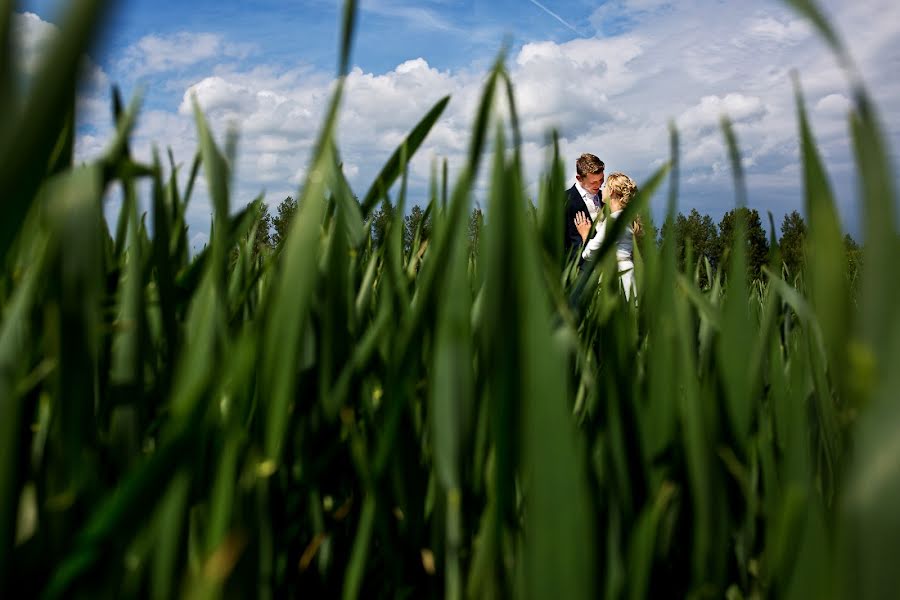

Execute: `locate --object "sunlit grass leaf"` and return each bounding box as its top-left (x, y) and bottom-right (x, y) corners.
top-left (109, 178), bottom-right (145, 387)
top-left (337, 0), bottom-right (358, 76)
top-left (716, 117), bottom-right (753, 448)
top-left (792, 75), bottom-right (850, 399)
top-left (360, 96), bottom-right (450, 216)
top-left (192, 98), bottom-right (231, 287)
top-left (151, 472), bottom-right (190, 600)
top-left (429, 179), bottom-right (472, 600)
top-left (537, 132), bottom-right (566, 267)
top-left (839, 308), bottom-right (900, 600)
top-left (260, 68), bottom-right (343, 460)
top-left (849, 99), bottom-right (899, 369)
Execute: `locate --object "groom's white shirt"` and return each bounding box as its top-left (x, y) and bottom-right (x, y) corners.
top-left (574, 180), bottom-right (601, 221)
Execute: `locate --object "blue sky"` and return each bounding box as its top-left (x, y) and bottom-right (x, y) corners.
top-left (14, 0), bottom-right (900, 248)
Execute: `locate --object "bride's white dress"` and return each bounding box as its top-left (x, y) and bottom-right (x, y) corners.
top-left (581, 209), bottom-right (636, 301)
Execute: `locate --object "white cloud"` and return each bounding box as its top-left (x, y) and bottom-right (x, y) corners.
top-left (58, 0), bottom-right (898, 241)
top-left (257, 152), bottom-right (280, 172)
top-left (190, 232), bottom-right (209, 250)
top-left (74, 134), bottom-right (105, 161)
top-left (12, 12), bottom-right (57, 75)
top-left (677, 94), bottom-right (767, 134)
top-left (746, 16), bottom-right (811, 45)
top-left (12, 12), bottom-right (109, 89)
top-left (361, 0), bottom-right (461, 33)
top-left (180, 76), bottom-right (259, 115)
top-left (625, 0), bottom-right (671, 9)
top-left (118, 32), bottom-right (253, 77)
top-left (13, 11), bottom-right (112, 159)
top-left (815, 93), bottom-right (850, 117)
top-left (590, 0), bottom-right (673, 32)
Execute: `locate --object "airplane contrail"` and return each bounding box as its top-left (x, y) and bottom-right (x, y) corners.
top-left (525, 0), bottom-right (584, 37)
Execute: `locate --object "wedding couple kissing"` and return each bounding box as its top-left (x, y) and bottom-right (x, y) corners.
top-left (564, 153), bottom-right (642, 301)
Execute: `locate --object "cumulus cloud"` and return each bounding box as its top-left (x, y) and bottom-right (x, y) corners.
top-left (815, 93), bottom-right (850, 116)
top-left (11, 12), bottom-right (57, 75)
top-left (12, 12), bottom-right (109, 88)
top-left (13, 11), bottom-right (112, 156)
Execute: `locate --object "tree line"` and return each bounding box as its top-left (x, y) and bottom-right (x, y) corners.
top-left (247, 196), bottom-right (484, 257)
top-left (247, 198), bottom-right (861, 287)
top-left (655, 207), bottom-right (862, 287)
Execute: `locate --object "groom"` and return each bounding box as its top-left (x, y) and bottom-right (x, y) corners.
top-left (564, 153), bottom-right (605, 261)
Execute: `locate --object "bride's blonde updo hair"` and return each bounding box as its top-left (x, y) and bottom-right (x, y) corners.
top-left (605, 172), bottom-right (642, 236)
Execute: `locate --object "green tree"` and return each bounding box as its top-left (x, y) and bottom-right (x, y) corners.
top-left (271, 196), bottom-right (297, 249)
top-left (230, 199), bottom-right (272, 265)
top-left (369, 200), bottom-right (393, 248)
top-left (658, 209), bottom-right (718, 285)
top-left (468, 207), bottom-right (484, 257)
top-left (844, 233), bottom-right (863, 293)
top-left (684, 209), bottom-right (719, 280)
top-left (716, 207), bottom-right (770, 281)
top-left (403, 204), bottom-right (432, 254)
top-left (253, 201), bottom-right (273, 252)
top-left (779, 210), bottom-right (806, 279)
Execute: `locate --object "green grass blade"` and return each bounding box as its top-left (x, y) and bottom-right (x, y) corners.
top-left (716, 117), bottom-right (753, 447)
top-left (0, 237), bottom-right (48, 591)
top-left (792, 75), bottom-right (850, 400)
top-left (537, 132), bottom-right (566, 266)
top-left (42, 424), bottom-right (199, 599)
top-left (45, 92), bottom-right (75, 177)
top-left (782, 0), bottom-right (851, 72)
top-left (839, 311), bottom-right (900, 600)
top-left (337, 0), bottom-right (358, 76)
top-left (430, 168), bottom-right (473, 600)
top-left (102, 90), bottom-right (143, 179)
top-left (342, 494), bottom-right (376, 600)
top-left (109, 181), bottom-right (144, 387)
top-left (183, 151), bottom-right (202, 210)
top-left (151, 472), bottom-right (191, 600)
top-left (150, 152), bottom-right (179, 371)
top-left (260, 66), bottom-right (345, 461)
top-left (0, 0), bottom-right (111, 262)
top-left (467, 53), bottom-right (504, 178)
top-left (0, 0), bottom-right (13, 113)
top-left (359, 96), bottom-right (450, 216)
top-left (849, 101), bottom-right (899, 370)
top-left (478, 124), bottom-right (518, 542)
top-left (192, 98), bottom-right (231, 288)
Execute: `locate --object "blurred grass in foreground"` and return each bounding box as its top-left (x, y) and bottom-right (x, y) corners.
top-left (1, 0), bottom-right (899, 598)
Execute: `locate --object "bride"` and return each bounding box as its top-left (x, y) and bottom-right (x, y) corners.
top-left (573, 172), bottom-right (641, 301)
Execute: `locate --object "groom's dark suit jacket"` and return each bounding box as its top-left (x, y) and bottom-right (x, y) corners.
top-left (565, 184), bottom-right (603, 263)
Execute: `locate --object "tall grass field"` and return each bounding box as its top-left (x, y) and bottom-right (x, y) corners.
top-left (1, 0), bottom-right (899, 598)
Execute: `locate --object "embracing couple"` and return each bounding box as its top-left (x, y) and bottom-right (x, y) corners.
top-left (564, 153), bottom-right (642, 301)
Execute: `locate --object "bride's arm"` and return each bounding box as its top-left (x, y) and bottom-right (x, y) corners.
top-left (581, 220), bottom-right (606, 260)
